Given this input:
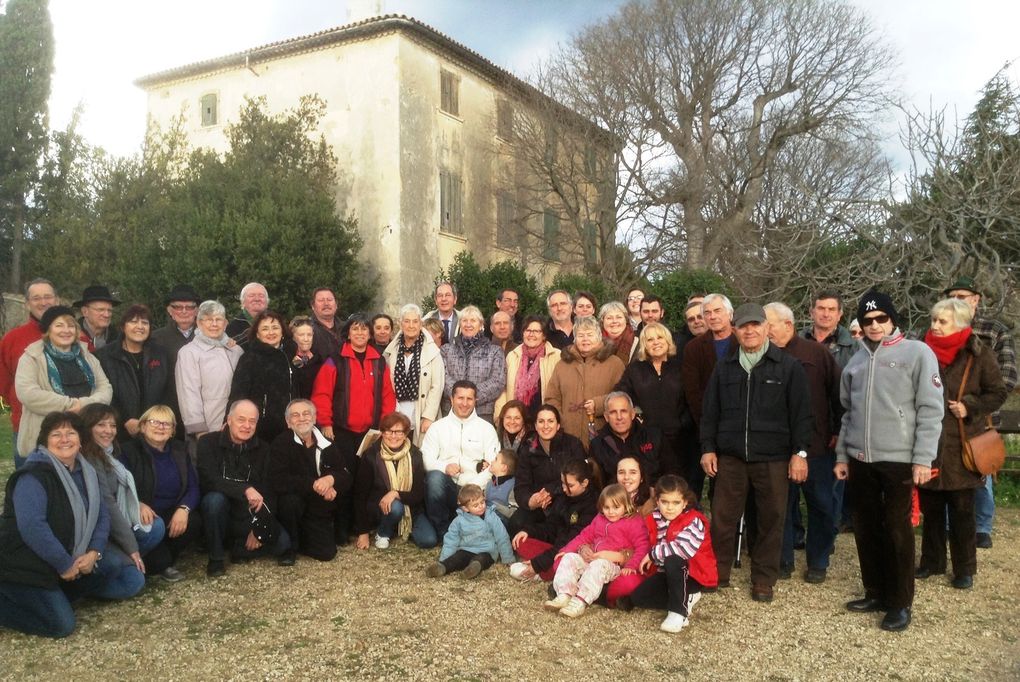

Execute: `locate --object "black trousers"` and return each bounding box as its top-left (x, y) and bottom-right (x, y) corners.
top-left (848, 459), bottom-right (915, 609)
top-left (917, 487), bottom-right (977, 577)
top-left (278, 491), bottom-right (339, 561)
top-left (332, 428), bottom-right (367, 543)
top-left (145, 507), bottom-right (201, 574)
top-left (440, 550), bottom-right (495, 573)
top-left (629, 555), bottom-right (703, 616)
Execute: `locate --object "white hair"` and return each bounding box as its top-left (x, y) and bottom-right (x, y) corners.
top-left (764, 302), bottom-right (795, 326)
top-left (239, 282), bottom-right (268, 303)
top-left (702, 293), bottom-right (733, 318)
top-left (197, 300), bottom-right (226, 320)
top-left (399, 303), bottom-right (423, 321)
top-left (459, 304), bottom-right (485, 325)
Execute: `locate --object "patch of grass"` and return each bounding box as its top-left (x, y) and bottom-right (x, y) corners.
top-left (994, 474), bottom-right (1020, 507)
top-left (331, 614), bottom-right (347, 629)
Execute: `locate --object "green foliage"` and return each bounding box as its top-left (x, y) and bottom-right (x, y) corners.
top-left (422, 251), bottom-right (544, 316)
top-left (26, 96), bottom-right (371, 320)
top-left (647, 269), bottom-right (732, 322)
top-left (0, 0), bottom-right (54, 288)
top-left (546, 271), bottom-right (617, 311)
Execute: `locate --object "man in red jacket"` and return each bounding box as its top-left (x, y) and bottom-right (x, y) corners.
top-left (0, 278), bottom-right (57, 468)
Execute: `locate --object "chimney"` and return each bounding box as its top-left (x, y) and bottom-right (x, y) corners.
top-left (347, 0), bottom-right (384, 23)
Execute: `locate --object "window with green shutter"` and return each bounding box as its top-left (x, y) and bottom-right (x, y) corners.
top-left (441, 70), bottom-right (459, 116)
top-left (440, 169), bottom-right (463, 234)
top-left (200, 93), bottom-right (218, 126)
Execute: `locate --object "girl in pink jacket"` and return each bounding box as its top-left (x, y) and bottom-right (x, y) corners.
top-left (544, 483), bottom-right (650, 618)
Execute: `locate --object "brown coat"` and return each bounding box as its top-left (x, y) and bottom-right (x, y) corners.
top-left (922, 334), bottom-right (1008, 492)
top-left (545, 343), bottom-right (626, 449)
top-left (682, 330), bottom-right (736, 426)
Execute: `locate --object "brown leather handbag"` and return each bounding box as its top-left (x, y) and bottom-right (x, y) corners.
top-left (957, 356), bottom-right (1007, 476)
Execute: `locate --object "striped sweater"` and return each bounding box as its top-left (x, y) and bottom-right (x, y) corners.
top-left (643, 507), bottom-right (718, 588)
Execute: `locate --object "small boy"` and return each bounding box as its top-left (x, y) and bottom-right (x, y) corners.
top-left (426, 484), bottom-right (515, 579)
top-left (487, 449), bottom-right (517, 524)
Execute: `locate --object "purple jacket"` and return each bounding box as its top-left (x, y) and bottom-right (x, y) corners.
top-left (560, 512), bottom-right (650, 571)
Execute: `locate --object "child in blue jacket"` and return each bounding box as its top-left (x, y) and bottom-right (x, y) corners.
top-left (426, 484), bottom-right (515, 579)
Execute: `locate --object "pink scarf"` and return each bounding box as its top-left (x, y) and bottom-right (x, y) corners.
top-left (515, 343), bottom-right (546, 406)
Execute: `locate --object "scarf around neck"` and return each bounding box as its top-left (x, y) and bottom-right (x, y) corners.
top-left (42, 341), bottom-right (95, 396)
top-left (515, 343), bottom-right (546, 407)
top-left (459, 333), bottom-right (485, 353)
top-left (394, 333), bottom-right (424, 402)
top-left (379, 439), bottom-right (414, 538)
top-left (39, 446), bottom-right (101, 557)
top-left (925, 326), bottom-right (972, 366)
top-left (193, 329), bottom-right (232, 348)
top-left (739, 340), bottom-right (769, 375)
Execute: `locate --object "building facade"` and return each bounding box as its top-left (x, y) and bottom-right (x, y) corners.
top-left (136, 14), bottom-right (616, 310)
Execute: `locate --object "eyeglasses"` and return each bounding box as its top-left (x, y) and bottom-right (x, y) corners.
top-left (626, 295), bottom-right (643, 301)
top-left (862, 314), bottom-right (891, 327)
top-left (169, 303), bottom-right (198, 311)
top-left (145, 420), bottom-right (173, 429)
top-left (524, 328), bottom-right (544, 335)
top-left (383, 429), bottom-right (407, 436)
top-left (686, 315), bottom-right (703, 323)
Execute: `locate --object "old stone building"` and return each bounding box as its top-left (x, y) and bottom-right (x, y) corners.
top-left (136, 14), bottom-right (616, 310)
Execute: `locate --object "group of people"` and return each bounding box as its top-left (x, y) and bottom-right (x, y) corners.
top-left (0, 273), bottom-right (1013, 638)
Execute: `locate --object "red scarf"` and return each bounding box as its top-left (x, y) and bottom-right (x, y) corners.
top-left (924, 327), bottom-right (972, 366)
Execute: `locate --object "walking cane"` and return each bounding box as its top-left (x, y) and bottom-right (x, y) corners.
top-left (734, 513), bottom-right (745, 568)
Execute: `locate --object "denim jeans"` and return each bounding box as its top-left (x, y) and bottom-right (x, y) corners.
top-left (92, 559), bottom-right (146, 600)
top-left (377, 499), bottom-right (439, 548)
top-left (974, 475), bottom-right (994, 535)
top-left (135, 515), bottom-right (167, 557)
top-left (782, 453), bottom-right (836, 571)
top-left (425, 471), bottom-right (460, 537)
top-left (0, 579), bottom-right (92, 638)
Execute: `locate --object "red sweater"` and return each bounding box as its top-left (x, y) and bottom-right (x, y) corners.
top-left (644, 508), bottom-right (718, 588)
top-left (312, 343), bottom-right (395, 434)
top-left (0, 319), bottom-right (43, 430)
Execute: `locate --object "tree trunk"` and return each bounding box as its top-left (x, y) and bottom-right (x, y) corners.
top-left (10, 201), bottom-right (24, 292)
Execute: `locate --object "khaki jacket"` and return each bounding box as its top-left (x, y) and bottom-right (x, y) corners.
top-left (545, 343), bottom-right (625, 449)
top-left (494, 342), bottom-right (562, 417)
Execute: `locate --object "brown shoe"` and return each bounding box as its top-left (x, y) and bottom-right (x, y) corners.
top-left (751, 583), bottom-right (774, 603)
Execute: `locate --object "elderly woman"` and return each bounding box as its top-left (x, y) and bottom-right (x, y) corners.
top-left (600, 301), bottom-right (637, 365)
top-left (573, 291), bottom-right (597, 318)
top-left (80, 404), bottom-right (166, 579)
top-left (495, 315), bottom-right (562, 419)
top-left (289, 315), bottom-right (324, 400)
top-left (496, 400), bottom-right (530, 452)
top-left (175, 300), bottom-right (243, 440)
top-left (545, 315), bottom-right (626, 449)
top-left (229, 310), bottom-right (297, 443)
top-left (441, 305), bottom-right (506, 422)
top-left (382, 304), bottom-right (445, 446)
top-left (511, 404), bottom-right (587, 530)
top-left (118, 405), bottom-right (200, 581)
top-left (916, 298), bottom-right (1007, 589)
top-left (0, 412), bottom-right (144, 638)
top-left (835, 290), bottom-right (944, 632)
top-left (353, 411), bottom-right (437, 550)
top-left (14, 306), bottom-right (113, 459)
top-left (96, 304), bottom-right (173, 442)
top-left (615, 323), bottom-right (689, 479)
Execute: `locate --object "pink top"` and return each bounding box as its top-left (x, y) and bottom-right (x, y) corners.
top-left (560, 512), bottom-right (650, 571)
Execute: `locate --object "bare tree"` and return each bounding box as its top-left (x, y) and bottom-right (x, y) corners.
top-left (532, 0), bottom-right (895, 281)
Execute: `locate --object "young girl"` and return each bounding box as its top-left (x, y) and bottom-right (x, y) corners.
top-left (622, 474), bottom-right (718, 633)
top-left (544, 484), bottom-right (650, 618)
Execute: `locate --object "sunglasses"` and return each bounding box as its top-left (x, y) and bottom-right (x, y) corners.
top-left (862, 314), bottom-right (891, 327)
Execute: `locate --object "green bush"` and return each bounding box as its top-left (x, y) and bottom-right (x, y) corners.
top-left (648, 269), bottom-right (734, 325)
top-left (422, 252), bottom-right (544, 316)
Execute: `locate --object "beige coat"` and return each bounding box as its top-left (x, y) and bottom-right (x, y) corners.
top-left (15, 340), bottom-right (113, 456)
top-left (494, 342), bottom-right (561, 417)
top-left (545, 343), bottom-right (625, 449)
top-left (383, 333), bottom-right (445, 446)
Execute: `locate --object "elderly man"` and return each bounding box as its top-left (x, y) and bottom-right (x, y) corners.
top-left (309, 287), bottom-right (341, 360)
top-left (75, 285), bottom-right (120, 351)
top-left (150, 284), bottom-right (201, 358)
top-left (489, 311), bottom-right (515, 356)
top-left (492, 288), bottom-right (523, 344)
top-left (765, 302), bottom-right (842, 583)
top-left (272, 399), bottom-right (354, 562)
top-left (226, 282), bottom-right (269, 348)
top-left (589, 391), bottom-right (662, 483)
top-left (441, 305), bottom-right (506, 422)
top-left (197, 399), bottom-right (292, 577)
top-left (682, 293), bottom-right (736, 428)
top-left (421, 380), bottom-right (500, 535)
top-left (701, 303), bottom-right (813, 603)
top-left (545, 289), bottom-right (574, 350)
top-left (944, 276), bottom-right (1017, 549)
top-left (423, 282), bottom-right (460, 344)
top-left (0, 278), bottom-right (56, 468)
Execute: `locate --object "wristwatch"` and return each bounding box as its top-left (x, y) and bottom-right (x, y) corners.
top-left (794, 450), bottom-right (808, 460)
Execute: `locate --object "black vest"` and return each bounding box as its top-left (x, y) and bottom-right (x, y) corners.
top-left (331, 353), bottom-right (387, 431)
top-left (0, 464), bottom-right (76, 588)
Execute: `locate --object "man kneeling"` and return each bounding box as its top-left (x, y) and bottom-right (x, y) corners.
top-left (197, 400), bottom-right (292, 577)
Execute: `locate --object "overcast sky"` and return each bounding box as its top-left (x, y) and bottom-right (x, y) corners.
top-left (42, 0), bottom-right (1020, 168)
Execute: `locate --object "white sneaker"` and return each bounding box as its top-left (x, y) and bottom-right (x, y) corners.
top-left (543, 593), bottom-right (572, 611)
top-left (374, 535), bottom-right (390, 549)
top-left (686, 592), bottom-right (702, 615)
top-left (660, 611), bottom-right (688, 633)
top-left (560, 597), bottom-right (587, 618)
top-left (510, 562), bottom-right (541, 582)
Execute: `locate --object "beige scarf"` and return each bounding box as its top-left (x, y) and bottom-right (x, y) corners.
top-left (380, 439), bottom-right (414, 538)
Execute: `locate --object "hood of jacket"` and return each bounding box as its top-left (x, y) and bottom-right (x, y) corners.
top-left (559, 342), bottom-right (616, 364)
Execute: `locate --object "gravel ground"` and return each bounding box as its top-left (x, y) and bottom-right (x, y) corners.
top-left (1, 509), bottom-right (1018, 681)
